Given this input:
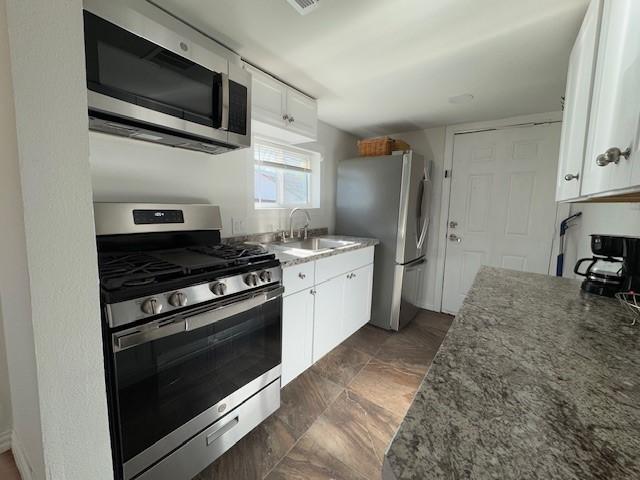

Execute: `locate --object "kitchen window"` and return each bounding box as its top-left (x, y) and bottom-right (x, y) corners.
top-left (254, 139), bottom-right (319, 209)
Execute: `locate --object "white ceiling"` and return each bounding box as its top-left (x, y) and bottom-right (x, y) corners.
top-left (153, 0), bottom-right (589, 137)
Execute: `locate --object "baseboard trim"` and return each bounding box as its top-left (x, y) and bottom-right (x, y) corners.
top-left (11, 431), bottom-right (33, 480)
top-left (0, 430), bottom-right (10, 453)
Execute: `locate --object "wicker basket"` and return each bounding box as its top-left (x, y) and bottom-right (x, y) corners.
top-left (357, 137), bottom-right (411, 156)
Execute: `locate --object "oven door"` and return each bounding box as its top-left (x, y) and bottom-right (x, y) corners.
top-left (111, 285), bottom-right (282, 479)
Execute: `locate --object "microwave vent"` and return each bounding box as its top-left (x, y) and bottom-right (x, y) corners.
top-left (286, 0), bottom-right (320, 15)
top-left (147, 47), bottom-right (193, 70)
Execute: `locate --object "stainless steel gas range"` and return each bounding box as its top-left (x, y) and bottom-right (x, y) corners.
top-left (94, 203), bottom-right (282, 480)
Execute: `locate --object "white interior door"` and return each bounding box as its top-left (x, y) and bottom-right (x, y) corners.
top-left (441, 124), bottom-right (561, 314)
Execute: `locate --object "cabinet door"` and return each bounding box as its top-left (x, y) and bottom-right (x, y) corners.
top-left (582, 0), bottom-right (640, 196)
top-left (342, 264), bottom-right (374, 339)
top-left (281, 289), bottom-right (314, 387)
top-left (248, 67), bottom-right (287, 127)
top-left (312, 275), bottom-right (345, 363)
top-left (285, 88), bottom-right (318, 141)
top-left (556, 0), bottom-right (602, 201)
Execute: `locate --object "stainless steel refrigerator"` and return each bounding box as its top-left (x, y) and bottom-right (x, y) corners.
top-left (336, 151), bottom-right (431, 331)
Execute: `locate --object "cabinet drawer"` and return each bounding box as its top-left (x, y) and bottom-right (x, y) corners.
top-left (315, 247), bottom-right (374, 284)
top-left (282, 261), bottom-right (315, 296)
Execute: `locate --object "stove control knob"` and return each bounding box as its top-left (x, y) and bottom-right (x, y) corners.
top-left (168, 292), bottom-right (188, 307)
top-left (245, 273), bottom-right (259, 287)
top-left (259, 270), bottom-right (272, 283)
top-left (141, 298), bottom-right (162, 315)
top-left (210, 282), bottom-right (227, 296)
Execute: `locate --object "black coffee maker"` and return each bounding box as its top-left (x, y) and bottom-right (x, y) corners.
top-left (574, 235), bottom-right (640, 296)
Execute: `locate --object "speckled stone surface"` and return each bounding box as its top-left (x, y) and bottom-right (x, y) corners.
top-left (270, 235), bottom-right (379, 267)
top-left (384, 266), bottom-right (640, 480)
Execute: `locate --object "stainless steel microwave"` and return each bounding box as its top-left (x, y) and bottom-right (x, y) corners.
top-left (83, 0), bottom-right (251, 155)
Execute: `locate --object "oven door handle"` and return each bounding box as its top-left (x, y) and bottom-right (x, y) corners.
top-left (113, 285), bottom-right (284, 352)
top-left (184, 285), bottom-right (284, 333)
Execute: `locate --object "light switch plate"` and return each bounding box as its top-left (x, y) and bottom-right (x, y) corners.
top-left (232, 218), bottom-right (245, 234)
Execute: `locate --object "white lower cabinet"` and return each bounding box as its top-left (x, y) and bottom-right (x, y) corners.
top-left (281, 288), bottom-right (314, 387)
top-left (312, 275), bottom-right (346, 363)
top-left (280, 246), bottom-right (375, 385)
top-left (342, 264), bottom-right (374, 339)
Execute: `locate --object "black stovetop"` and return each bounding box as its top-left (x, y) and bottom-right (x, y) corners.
top-left (98, 243), bottom-right (276, 303)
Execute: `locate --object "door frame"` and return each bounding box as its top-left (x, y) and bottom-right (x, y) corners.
top-left (433, 111), bottom-right (564, 312)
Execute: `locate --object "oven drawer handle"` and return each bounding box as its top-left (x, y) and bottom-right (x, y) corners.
top-left (113, 286), bottom-right (284, 351)
top-left (185, 285), bottom-right (284, 333)
top-left (206, 416), bottom-right (239, 446)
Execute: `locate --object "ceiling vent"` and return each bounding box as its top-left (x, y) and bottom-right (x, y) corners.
top-left (286, 0), bottom-right (320, 15)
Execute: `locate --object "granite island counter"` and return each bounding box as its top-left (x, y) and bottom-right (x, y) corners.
top-left (384, 266), bottom-right (640, 480)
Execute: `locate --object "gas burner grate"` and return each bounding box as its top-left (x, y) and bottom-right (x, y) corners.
top-left (189, 244), bottom-right (272, 262)
top-left (99, 253), bottom-right (184, 290)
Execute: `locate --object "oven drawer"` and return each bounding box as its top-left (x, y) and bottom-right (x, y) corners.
top-left (282, 261), bottom-right (315, 296)
top-left (136, 379), bottom-right (280, 480)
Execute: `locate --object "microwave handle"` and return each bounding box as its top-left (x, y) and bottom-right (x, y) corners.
top-left (220, 72), bottom-right (230, 131)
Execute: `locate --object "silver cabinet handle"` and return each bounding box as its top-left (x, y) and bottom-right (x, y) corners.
top-left (288, 116), bottom-right (295, 123)
top-left (282, 114), bottom-right (289, 121)
top-left (596, 147), bottom-right (631, 166)
top-left (298, 272), bottom-right (306, 279)
top-left (449, 221), bottom-right (458, 228)
top-left (448, 234), bottom-right (461, 243)
top-left (564, 173), bottom-right (580, 181)
top-left (310, 289), bottom-right (316, 295)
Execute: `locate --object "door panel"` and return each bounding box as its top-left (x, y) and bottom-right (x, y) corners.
top-left (583, 0), bottom-right (640, 195)
top-left (248, 67), bottom-right (286, 127)
top-left (442, 124), bottom-right (561, 314)
top-left (555, 0), bottom-right (600, 201)
top-left (281, 289), bottom-right (314, 386)
top-left (312, 276), bottom-right (345, 362)
top-left (342, 264), bottom-right (374, 338)
top-left (286, 89), bottom-right (317, 139)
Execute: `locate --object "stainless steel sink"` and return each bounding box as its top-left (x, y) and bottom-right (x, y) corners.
top-left (272, 237), bottom-right (359, 253)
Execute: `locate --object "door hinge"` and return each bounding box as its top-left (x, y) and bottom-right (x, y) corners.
top-left (444, 169), bottom-right (451, 179)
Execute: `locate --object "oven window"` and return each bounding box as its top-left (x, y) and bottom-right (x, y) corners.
top-left (113, 297), bottom-right (281, 462)
top-left (84, 11), bottom-right (221, 128)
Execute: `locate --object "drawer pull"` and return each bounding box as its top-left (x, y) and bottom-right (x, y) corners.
top-left (298, 272), bottom-right (306, 279)
top-left (564, 173), bottom-right (579, 181)
top-left (206, 416), bottom-right (239, 446)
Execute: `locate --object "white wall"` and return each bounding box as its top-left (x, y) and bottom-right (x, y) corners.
top-left (390, 128), bottom-right (447, 310)
top-left (90, 121), bottom-right (358, 236)
top-left (563, 203), bottom-right (640, 276)
top-left (0, 0), bottom-right (44, 473)
top-left (5, 0), bottom-right (112, 478)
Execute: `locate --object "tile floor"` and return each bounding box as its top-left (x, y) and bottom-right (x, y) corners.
top-left (0, 451), bottom-right (21, 480)
top-left (194, 309), bottom-right (454, 480)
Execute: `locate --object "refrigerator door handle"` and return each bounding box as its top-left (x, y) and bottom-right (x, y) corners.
top-left (416, 176), bottom-right (428, 250)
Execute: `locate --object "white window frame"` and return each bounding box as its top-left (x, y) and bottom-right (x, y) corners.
top-left (253, 137), bottom-right (321, 210)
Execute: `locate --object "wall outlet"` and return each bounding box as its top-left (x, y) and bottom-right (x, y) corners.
top-left (232, 218), bottom-right (245, 235)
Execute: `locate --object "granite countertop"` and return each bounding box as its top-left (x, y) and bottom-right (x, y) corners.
top-left (384, 266), bottom-right (640, 480)
top-left (268, 235), bottom-right (379, 267)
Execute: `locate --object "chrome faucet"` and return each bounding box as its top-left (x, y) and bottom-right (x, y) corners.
top-left (289, 208), bottom-right (311, 239)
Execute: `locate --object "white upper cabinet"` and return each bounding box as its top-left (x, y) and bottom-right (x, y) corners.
top-left (250, 68), bottom-right (288, 127)
top-left (285, 89), bottom-right (318, 139)
top-left (557, 0), bottom-right (640, 201)
top-left (581, 0), bottom-right (640, 197)
top-left (556, 0), bottom-right (602, 201)
top-left (244, 64), bottom-right (318, 144)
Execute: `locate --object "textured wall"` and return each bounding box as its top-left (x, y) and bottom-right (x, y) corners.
top-left (0, 0), bottom-right (44, 474)
top-left (5, 0), bottom-right (112, 478)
